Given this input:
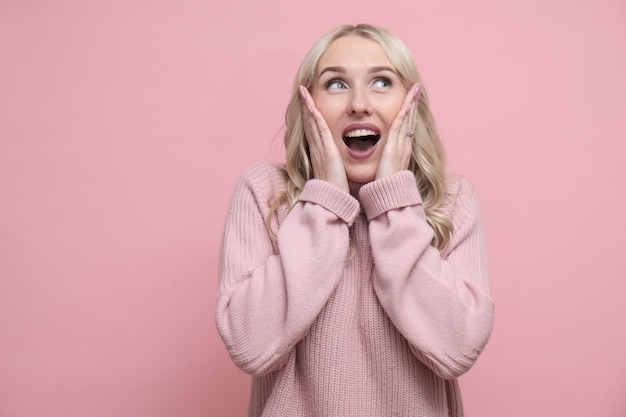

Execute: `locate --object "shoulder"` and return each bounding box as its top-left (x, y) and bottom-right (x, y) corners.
top-left (442, 175), bottom-right (483, 239)
top-left (445, 175), bottom-right (479, 204)
top-left (239, 162), bottom-right (287, 184)
top-left (230, 162), bottom-right (289, 220)
top-left (236, 162), bottom-right (288, 195)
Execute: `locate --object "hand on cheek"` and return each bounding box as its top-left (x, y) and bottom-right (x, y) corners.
top-left (299, 86), bottom-right (349, 192)
top-left (376, 83), bottom-right (421, 180)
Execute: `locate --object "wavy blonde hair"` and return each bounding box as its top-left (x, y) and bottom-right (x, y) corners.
top-left (270, 23), bottom-right (453, 251)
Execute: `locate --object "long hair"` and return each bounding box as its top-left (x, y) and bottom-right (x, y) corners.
top-left (270, 23), bottom-right (453, 251)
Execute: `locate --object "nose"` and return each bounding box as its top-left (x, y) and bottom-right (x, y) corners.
top-left (346, 88), bottom-right (372, 116)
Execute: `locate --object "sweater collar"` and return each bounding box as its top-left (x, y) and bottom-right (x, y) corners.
top-left (348, 180), bottom-right (369, 213)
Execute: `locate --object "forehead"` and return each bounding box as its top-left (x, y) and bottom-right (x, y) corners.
top-left (317, 35), bottom-right (393, 70)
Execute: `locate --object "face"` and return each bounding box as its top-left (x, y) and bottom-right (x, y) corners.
top-left (310, 35), bottom-right (408, 183)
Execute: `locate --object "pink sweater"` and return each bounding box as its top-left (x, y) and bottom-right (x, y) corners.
top-left (216, 162), bottom-right (494, 417)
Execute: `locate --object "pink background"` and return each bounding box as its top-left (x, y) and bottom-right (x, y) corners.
top-left (1, 0), bottom-right (625, 416)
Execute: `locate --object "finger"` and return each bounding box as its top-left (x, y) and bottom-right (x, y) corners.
top-left (394, 84), bottom-right (420, 162)
top-left (299, 85), bottom-right (334, 147)
top-left (407, 82), bottom-right (421, 138)
top-left (299, 86), bottom-right (322, 147)
top-left (404, 82), bottom-right (421, 135)
top-left (299, 85), bottom-right (315, 115)
top-left (298, 86), bottom-right (348, 189)
top-left (405, 82), bottom-right (421, 112)
top-left (381, 85), bottom-right (414, 163)
top-left (299, 86), bottom-right (338, 161)
top-left (389, 83), bottom-right (420, 138)
top-left (399, 83), bottom-right (421, 153)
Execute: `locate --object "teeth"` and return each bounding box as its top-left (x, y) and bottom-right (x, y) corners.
top-left (344, 129), bottom-right (378, 138)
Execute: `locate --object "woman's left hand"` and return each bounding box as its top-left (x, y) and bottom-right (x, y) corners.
top-left (376, 82), bottom-right (421, 179)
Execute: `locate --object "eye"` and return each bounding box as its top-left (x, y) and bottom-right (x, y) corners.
top-left (325, 78), bottom-right (348, 90)
top-left (372, 77), bottom-right (392, 89)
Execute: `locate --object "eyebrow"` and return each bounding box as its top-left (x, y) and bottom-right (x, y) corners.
top-left (318, 66), bottom-right (398, 77)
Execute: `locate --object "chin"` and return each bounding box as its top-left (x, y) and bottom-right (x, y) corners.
top-left (345, 166), bottom-right (377, 184)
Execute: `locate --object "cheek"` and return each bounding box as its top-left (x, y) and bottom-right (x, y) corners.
top-left (313, 98), bottom-right (344, 131)
top-left (313, 96), bottom-right (336, 117)
top-left (384, 96), bottom-right (406, 121)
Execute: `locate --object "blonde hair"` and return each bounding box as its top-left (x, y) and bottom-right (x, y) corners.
top-left (270, 23), bottom-right (453, 251)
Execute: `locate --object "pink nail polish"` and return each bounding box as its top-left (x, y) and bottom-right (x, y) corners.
top-left (414, 82), bottom-right (421, 100)
top-left (299, 85), bottom-right (306, 99)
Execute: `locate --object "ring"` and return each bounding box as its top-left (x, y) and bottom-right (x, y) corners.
top-left (407, 129), bottom-right (414, 138)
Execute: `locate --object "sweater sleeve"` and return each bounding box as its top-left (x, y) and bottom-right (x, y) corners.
top-left (215, 164), bottom-right (360, 376)
top-left (359, 171), bottom-right (494, 380)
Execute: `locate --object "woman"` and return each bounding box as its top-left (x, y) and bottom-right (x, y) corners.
top-left (216, 23), bottom-right (494, 417)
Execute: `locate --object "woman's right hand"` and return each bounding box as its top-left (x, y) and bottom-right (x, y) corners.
top-left (299, 85), bottom-right (349, 192)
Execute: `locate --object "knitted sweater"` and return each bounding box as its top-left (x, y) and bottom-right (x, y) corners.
top-left (216, 162), bottom-right (494, 417)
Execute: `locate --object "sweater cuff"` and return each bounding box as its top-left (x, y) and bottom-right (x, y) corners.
top-left (359, 171), bottom-right (422, 220)
top-left (298, 179), bottom-right (361, 226)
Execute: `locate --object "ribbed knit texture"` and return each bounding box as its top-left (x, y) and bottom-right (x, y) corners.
top-left (216, 162), bottom-right (494, 417)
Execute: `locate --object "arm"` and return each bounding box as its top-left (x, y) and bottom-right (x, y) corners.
top-left (360, 171), bottom-right (494, 379)
top-left (215, 164), bottom-right (360, 376)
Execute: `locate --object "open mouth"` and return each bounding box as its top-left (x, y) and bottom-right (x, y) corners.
top-left (343, 128), bottom-right (381, 153)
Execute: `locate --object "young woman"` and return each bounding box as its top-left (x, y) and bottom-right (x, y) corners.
top-left (216, 23), bottom-right (494, 417)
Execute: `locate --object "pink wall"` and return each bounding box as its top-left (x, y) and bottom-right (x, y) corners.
top-left (1, 1), bottom-right (625, 416)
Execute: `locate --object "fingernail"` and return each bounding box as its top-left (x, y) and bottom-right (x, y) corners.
top-left (299, 85), bottom-right (306, 99)
top-left (414, 82), bottom-right (421, 100)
